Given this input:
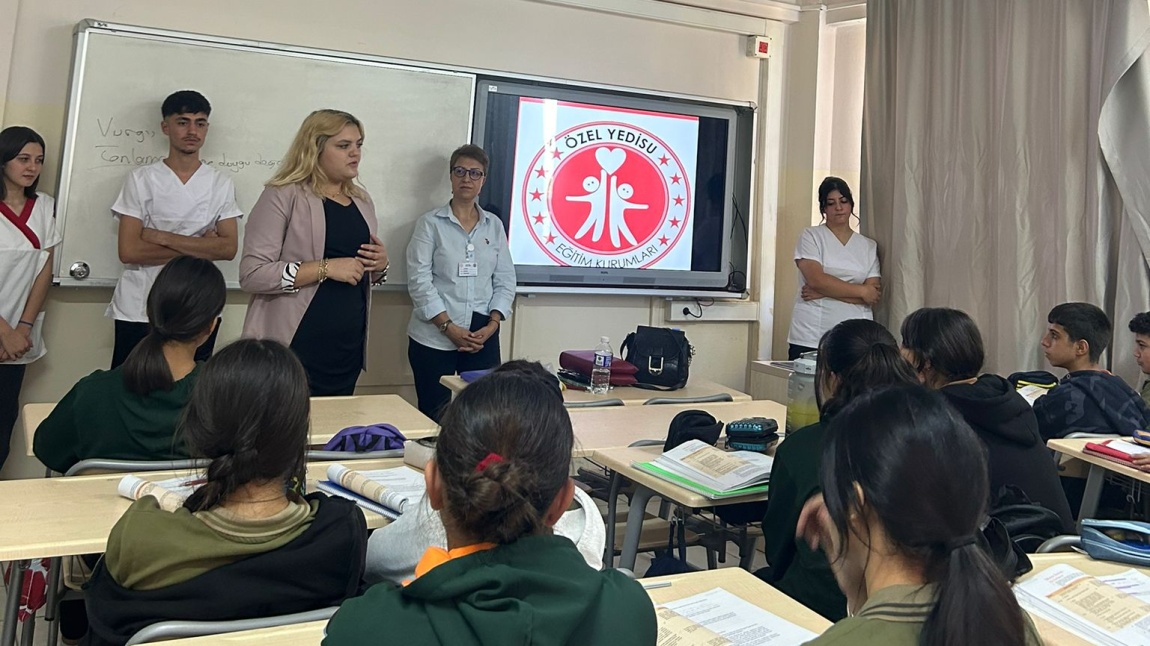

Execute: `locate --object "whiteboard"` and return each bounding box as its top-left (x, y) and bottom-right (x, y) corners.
top-left (55, 23), bottom-right (476, 287)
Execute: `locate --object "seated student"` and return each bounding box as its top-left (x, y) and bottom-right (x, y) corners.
top-left (799, 384), bottom-right (1041, 645)
top-left (364, 360), bottom-right (605, 584)
top-left (758, 319), bottom-right (918, 621)
top-left (900, 308), bottom-right (1074, 532)
top-left (34, 256), bottom-right (224, 474)
top-left (83, 339), bottom-right (367, 646)
top-left (324, 364), bottom-right (656, 646)
top-left (1033, 302), bottom-right (1150, 440)
top-left (1129, 312), bottom-right (1150, 407)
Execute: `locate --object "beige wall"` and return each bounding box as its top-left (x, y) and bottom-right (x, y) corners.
top-left (1, 0), bottom-right (805, 476)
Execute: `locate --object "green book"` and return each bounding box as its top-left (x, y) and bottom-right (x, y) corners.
top-left (633, 461), bottom-right (770, 500)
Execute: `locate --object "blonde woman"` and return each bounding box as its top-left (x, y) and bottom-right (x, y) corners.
top-left (240, 110), bottom-right (388, 395)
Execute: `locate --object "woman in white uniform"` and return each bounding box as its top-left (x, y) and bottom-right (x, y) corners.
top-left (0, 127), bottom-right (60, 469)
top-left (787, 177), bottom-right (881, 360)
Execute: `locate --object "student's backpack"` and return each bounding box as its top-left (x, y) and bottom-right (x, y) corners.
top-left (988, 485), bottom-right (1066, 554)
top-left (663, 410), bottom-right (724, 452)
top-left (323, 423), bottom-right (406, 453)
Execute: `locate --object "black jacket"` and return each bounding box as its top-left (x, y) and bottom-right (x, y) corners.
top-left (83, 494), bottom-right (367, 646)
top-left (942, 375), bottom-right (1075, 532)
top-left (1032, 370), bottom-right (1150, 440)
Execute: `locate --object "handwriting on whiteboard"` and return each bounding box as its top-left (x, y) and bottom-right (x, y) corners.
top-left (91, 116), bottom-right (280, 173)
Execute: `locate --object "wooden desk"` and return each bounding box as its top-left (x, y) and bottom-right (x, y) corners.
top-left (569, 399), bottom-right (786, 459)
top-left (161, 563), bottom-right (831, 645)
top-left (1021, 553), bottom-right (1150, 645)
top-left (20, 395), bottom-right (437, 459)
top-left (439, 374), bottom-right (752, 406)
top-left (1047, 438), bottom-right (1150, 521)
top-left (0, 458), bottom-right (401, 562)
top-left (593, 444), bottom-right (771, 571)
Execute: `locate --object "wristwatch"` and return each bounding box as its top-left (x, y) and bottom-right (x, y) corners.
top-left (438, 320), bottom-right (451, 333)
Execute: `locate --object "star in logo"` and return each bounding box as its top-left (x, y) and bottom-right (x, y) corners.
top-left (551, 149), bottom-right (562, 160)
top-left (670, 218), bottom-right (681, 228)
top-left (670, 174), bottom-right (681, 185)
top-left (545, 233), bottom-right (556, 244)
top-left (533, 214), bottom-right (545, 225)
top-left (673, 195), bottom-right (684, 206)
top-left (530, 189), bottom-right (543, 201)
top-left (534, 167), bottom-right (547, 178)
top-left (658, 155), bottom-right (669, 166)
top-left (659, 235), bottom-right (669, 246)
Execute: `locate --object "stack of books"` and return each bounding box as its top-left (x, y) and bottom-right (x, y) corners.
top-left (632, 439), bottom-right (772, 500)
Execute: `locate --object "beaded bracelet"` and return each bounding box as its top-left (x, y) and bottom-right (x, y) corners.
top-left (318, 258), bottom-right (329, 283)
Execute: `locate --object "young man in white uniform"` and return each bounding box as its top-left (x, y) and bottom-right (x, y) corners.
top-left (108, 90), bottom-right (243, 368)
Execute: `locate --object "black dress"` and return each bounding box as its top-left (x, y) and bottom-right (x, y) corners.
top-left (290, 199), bottom-right (370, 396)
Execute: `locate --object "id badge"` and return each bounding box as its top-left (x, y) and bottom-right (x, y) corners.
top-left (458, 261), bottom-right (478, 277)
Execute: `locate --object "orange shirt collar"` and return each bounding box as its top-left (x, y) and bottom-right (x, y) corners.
top-left (407, 543), bottom-right (498, 585)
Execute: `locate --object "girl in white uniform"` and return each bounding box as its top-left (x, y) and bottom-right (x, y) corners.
top-left (0, 127), bottom-right (61, 469)
top-left (787, 177), bottom-right (882, 360)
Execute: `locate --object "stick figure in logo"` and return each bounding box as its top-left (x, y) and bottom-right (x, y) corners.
top-left (607, 176), bottom-right (648, 248)
top-left (569, 171), bottom-right (609, 243)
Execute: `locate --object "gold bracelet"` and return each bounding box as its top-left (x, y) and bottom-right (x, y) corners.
top-left (318, 258), bottom-right (328, 283)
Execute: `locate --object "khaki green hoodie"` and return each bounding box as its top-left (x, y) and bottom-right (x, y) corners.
top-left (324, 534), bottom-right (657, 646)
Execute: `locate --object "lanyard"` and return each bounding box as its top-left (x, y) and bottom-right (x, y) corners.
top-left (0, 198), bottom-right (40, 249)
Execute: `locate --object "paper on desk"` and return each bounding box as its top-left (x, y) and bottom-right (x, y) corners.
top-left (1015, 564), bottom-right (1150, 646)
top-left (656, 607), bottom-right (732, 646)
top-left (1017, 385), bottom-right (1048, 406)
top-left (117, 474), bottom-right (202, 512)
top-left (658, 587), bottom-right (819, 646)
top-left (1099, 569), bottom-right (1150, 604)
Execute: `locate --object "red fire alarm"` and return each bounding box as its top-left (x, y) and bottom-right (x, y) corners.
top-left (746, 35), bottom-right (771, 59)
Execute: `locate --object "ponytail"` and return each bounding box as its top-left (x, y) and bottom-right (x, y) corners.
top-left (922, 541), bottom-right (1027, 646)
top-left (816, 320), bottom-right (918, 418)
top-left (121, 256), bottom-right (225, 395)
top-left (122, 331), bottom-right (174, 395)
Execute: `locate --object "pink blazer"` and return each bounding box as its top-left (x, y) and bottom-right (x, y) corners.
top-left (239, 183), bottom-right (380, 360)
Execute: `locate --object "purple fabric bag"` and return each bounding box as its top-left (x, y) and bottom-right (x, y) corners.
top-left (322, 423), bottom-right (407, 453)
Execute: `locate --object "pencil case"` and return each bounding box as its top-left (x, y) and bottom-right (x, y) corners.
top-left (1080, 519), bottom-right (1150, 567)
top-left (1132, 428), bottom-right (1150, 447)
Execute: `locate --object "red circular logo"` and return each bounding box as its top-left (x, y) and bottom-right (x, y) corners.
top-left (520, 121), bottom-right (691, 268)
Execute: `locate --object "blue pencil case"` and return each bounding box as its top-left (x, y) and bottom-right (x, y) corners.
top-left (1080, 519), bottom-right (1150, 567)
top-left (1132, 428), bottom-right (1150, 447)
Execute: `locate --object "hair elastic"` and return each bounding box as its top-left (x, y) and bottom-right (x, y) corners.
top-left (945, 535), bottom-right (978, 553)
top-left (475, 452), bottom-right (504, 473)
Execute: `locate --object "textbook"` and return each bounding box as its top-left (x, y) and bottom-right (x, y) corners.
top-left (118, 474), bottom-right (203, 512)
top-left (633, 439), bottom-right (772, 500)
top-left (656, 587), bottom-right (818, 645)
top-left (315, 464), bottom-right (425, 519)
top-left (1084, 438), bottom-right (1150, 465)
top-left (1014, 563), bottom-right (1150, 646)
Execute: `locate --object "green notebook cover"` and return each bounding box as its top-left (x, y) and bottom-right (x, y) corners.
top-left (633, 461), bottom-right (769, 499)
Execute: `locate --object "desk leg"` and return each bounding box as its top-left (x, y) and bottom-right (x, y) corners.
top-left (3, 561), bottom-right (28, 646)
top-left (16, 614), bottom-right (31, 646)
top-left (603, 471), bottom-right (623, 569)
top-left (619, 486), bottom-right (656, 572)
top-left (1078, 464), bottom-right (1104, 529)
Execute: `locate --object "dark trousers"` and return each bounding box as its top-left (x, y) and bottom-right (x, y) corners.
top-left (788, 344), bottom-right (817, 361)
top-left (111, 319), bottom-right (221, 369)
top-left (408, 314), bottom-right (501, 422)
top-left (0, 363), bottom-right (28, 471)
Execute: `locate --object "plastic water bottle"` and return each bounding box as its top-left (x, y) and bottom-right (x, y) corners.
top-left (590, 336), bottom-right (613, 394)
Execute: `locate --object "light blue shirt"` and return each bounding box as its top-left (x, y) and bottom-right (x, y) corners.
top-left (406, 203), bottom-right (517, 350)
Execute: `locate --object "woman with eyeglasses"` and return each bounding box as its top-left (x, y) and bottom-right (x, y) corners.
top-left (405, 144), bottom-right (516, 420)
top-left (240, 109), bottom-right (388, 396)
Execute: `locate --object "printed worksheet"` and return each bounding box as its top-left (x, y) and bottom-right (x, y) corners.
top-left (659, 588), bottom-right (819, 646)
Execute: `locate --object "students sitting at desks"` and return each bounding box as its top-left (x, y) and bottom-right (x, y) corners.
top-left (758, 319), bottom-right (918, 621)
top-left (83, 339), bottom-right (367, 646)
top-left (1033, 302), bottom-right (1150, 440)
top-left (798, 384), bottom-right (1040, 645)
top-left (34, 256), bottom-right (224, 474)
top-left (900, 307), bottom-right (1074, 531)
top-left (1128, 312), bottom-right (1150, 407)
top-left (324, 363), bottom-right (656, 646)
top-left (364, 360), bottom-right (605, 585)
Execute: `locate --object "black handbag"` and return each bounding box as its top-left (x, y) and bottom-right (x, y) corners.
top-left (620, 326), bottom-right (693, 390)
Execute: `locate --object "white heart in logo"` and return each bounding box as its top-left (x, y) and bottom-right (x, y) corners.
top-left (595, 147), bottom-right (626, 174)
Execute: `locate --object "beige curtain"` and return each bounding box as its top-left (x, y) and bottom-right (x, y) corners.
top-left (862, 0), bottom-right (1150, 381)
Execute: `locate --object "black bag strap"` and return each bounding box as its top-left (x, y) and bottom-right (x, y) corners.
top-left (620, 332), bottom-right (636, 361)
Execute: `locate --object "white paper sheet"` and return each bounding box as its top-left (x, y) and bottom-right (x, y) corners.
top-left (658, 588), bottom-right (819, 646)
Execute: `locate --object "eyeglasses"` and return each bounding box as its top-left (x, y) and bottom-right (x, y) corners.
top-left (451, 167), bottom-right (486, 180)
